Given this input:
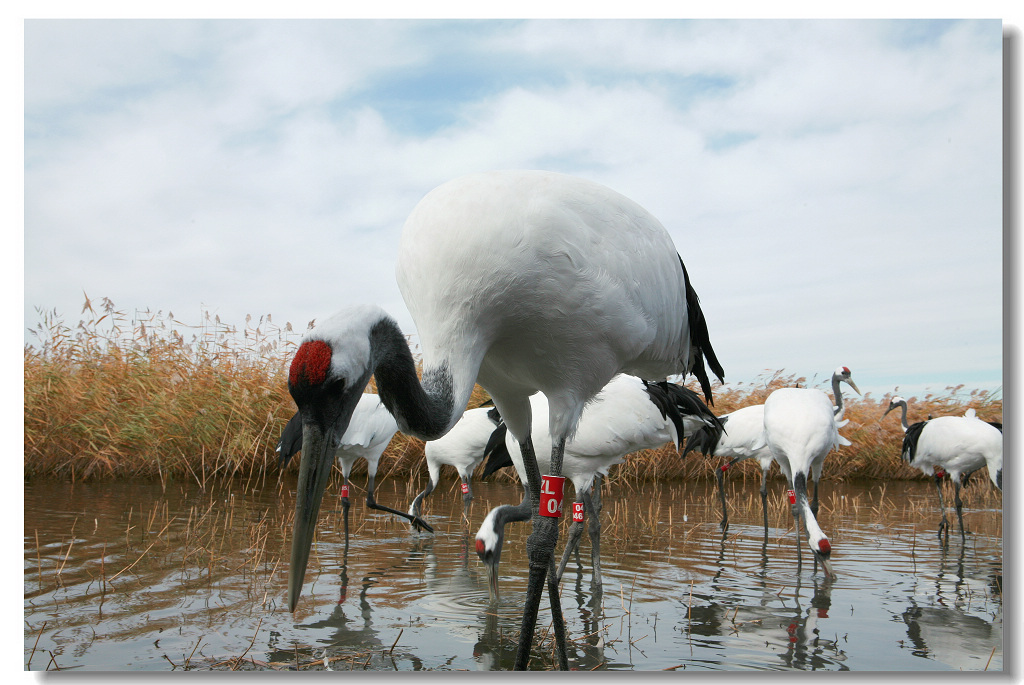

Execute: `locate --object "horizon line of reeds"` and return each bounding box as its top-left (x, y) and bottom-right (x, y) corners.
top-left (24, 298), bottom-right (1003, 483)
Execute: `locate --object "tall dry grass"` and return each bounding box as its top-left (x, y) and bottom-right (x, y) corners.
top-left (24, 299), bottom-right (1001, 484)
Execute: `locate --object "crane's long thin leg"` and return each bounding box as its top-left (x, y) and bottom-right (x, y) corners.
top-left (953, 480), bottom-right (967, 543)
top-left (717, 459), bottom-right (739, 530)
top-left (583, 487), bottom-right (602, 588)
top-left (408, 478), bottom-right (435, 522)
top-left (556, 491), bottom-right (586, 582)
top-left (934, 473), bottom-right (949, 542)
top-left (760, 467), bottom-right (770, 543)
top-left (342, 476), bottom-right (351, 547)
top-left (514, 435), bottom-right (567, 671)
top-left (792, 500), bottom-right (802, 569)
top-left (461, 476), bottom-right (473, 522)
top-left (365, 473), bottom-right (436, 533)
top-left (546, 555), bottom-right (569, 669)
top-left (514, 435), bottom-right (548, 670)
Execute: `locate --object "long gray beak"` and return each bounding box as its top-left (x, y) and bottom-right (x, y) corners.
top-left (483, 557), bottom-right (500, 603)
top-left (814, 550), bottom-right (837, 580)
top-left (846, 379), bottom-right (861, 396)
top-left (288, 421), bottom-right (337, 612)
top-left (881, 404), bottom-right (895, 419)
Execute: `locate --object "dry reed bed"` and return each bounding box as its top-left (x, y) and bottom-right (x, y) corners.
top-left (25, 300), bottom-right (1002, 483)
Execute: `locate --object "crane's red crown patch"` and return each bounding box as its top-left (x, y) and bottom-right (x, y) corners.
top-left (818, 539), bottom-right (831, 554)
top-left (290, 340), bottom-right (332, 386)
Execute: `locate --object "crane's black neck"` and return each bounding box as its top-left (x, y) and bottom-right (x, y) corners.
top-left (369, 316), bottom-right (455, 441)
top-left (832, 376), bottom-right (846, 418)
top-left (894, 401), bottom-right (909, 431)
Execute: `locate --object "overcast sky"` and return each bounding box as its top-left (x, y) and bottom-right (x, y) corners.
top-left (22, 17), bottom-right (1010, 402)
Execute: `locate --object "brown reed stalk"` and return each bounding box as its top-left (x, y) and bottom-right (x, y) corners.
top-left (26, 302), bottom-right (1002, 486)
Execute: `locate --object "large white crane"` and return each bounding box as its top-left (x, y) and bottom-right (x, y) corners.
top-left (284, 170), bottom-right (723, 669)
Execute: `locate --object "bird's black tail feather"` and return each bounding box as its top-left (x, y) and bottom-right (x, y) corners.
top-left (682, 414), bottom-right (729, 458)
top-left (481, 423), bottom-right (514, 479)
top-left (679, 254), bottom-right (725, 405)
top-left (642, 379), bottom-right (724, 449)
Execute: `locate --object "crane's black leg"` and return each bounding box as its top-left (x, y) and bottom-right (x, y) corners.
top-left (953, 480), bottom-right (967, 543)
top-left (791, 499), bottom-right (802, 568)
top-left (716, 459), bottom-right (737, 530)
top-left (408, 478), bottom-right (435, 523)
top-left (460, 476), bottom-right (473, 521)
top-left (514, 435), bottom-right (567, 670)
top-left (934, 473), bottom-right (949, 543)
top-left (760, 467), bottom-right (770, 543)
top-left (342, 477), bottom-right (351, 547)
top-left (556, 491), bottom-right (586, 582)
top-left (365, 473), bottom-right (435, 533)
top-left (583, 487), bottom-right (602, 588)
top-left (546, 555), bottom-right (569, 669)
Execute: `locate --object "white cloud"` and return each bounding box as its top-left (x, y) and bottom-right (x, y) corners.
top-left (23, 18), bottom-right (1005, 400)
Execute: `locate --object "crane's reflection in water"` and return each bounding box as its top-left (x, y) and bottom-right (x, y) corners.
top-left (24, 477), bottom-right (1001, 671)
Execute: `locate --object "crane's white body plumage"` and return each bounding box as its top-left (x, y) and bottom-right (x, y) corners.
top-left (501, 374), bottom-right (686, 492)
top-left (333, 393), bottom-right (400, 478)
top-left (396, 171), bottom-right (704, 444)
top-left (714, 404), bottom-right (773, 463)
top-left (903, 410), bottom-right (1002, 487)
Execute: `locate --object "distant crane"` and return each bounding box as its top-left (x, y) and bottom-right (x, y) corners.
top-left (763, 387), bottom-right (844, 578)
top-left (686, 366), bottom-right (858, 535)
top-left (883, 396), bottom-right (1002, 542)
top-left (277, 394), bottom-right (434, 543)
top-left (407, 404), bottom-right (506, 524)
top-left (284, 170), bottom-right (723, 669)
top-left (474, 374), bottom-right (720, 598)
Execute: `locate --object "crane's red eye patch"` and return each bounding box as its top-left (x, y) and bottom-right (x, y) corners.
top-left (289, 340), bottom-right (332, 386)
top-left (818, 539), bottom-right (831, 554)
top-left (475, 538), bottom-right (486, 554)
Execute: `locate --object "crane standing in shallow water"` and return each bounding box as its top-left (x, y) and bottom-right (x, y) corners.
top-left (883, 396), bottom-right (1002, 543)
top-left (407, 404), bottom-right (506, 524)
top-left (276, 394), bottom-right (434, 543)
top-left (685, 366), bottom-right (858, 537)
top-left (762, 387), bottom-right (843, 579)
top-left (284, 170), bottom-right (724, 670)
top-left (474, 374), bottom-right (720, 598)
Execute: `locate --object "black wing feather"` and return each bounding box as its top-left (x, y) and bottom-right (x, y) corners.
top-left (480, 423), bottom-right (514, 479)
top-left (679, 254), bottom-right (725, 405)
top-left (901, 420), bottom-right (928, 465)
top-left (682, 414), bottom-right (729, 458)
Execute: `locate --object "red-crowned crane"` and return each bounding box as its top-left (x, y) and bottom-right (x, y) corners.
top-left (407, 404), bottom-right (505, 524)
top-left (685, 366), bottom-right (858, 536)
top-left (284, 170), bottom-right (724, 670)
top-left (883, 396), bottom-right (1002, 542)
top-left (276, 394), bottom-right (434, 542)
top-left (474, 374), bottom-right (720, 599)
top-left (763, 387), bottom-right (844, 579)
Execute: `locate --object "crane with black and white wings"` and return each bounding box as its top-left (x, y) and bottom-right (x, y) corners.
top-left (284, 170), bottom-right (724, 669)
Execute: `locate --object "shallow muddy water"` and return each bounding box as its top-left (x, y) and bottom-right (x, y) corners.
top-left (24, 474), bottom-right (1002, 671)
